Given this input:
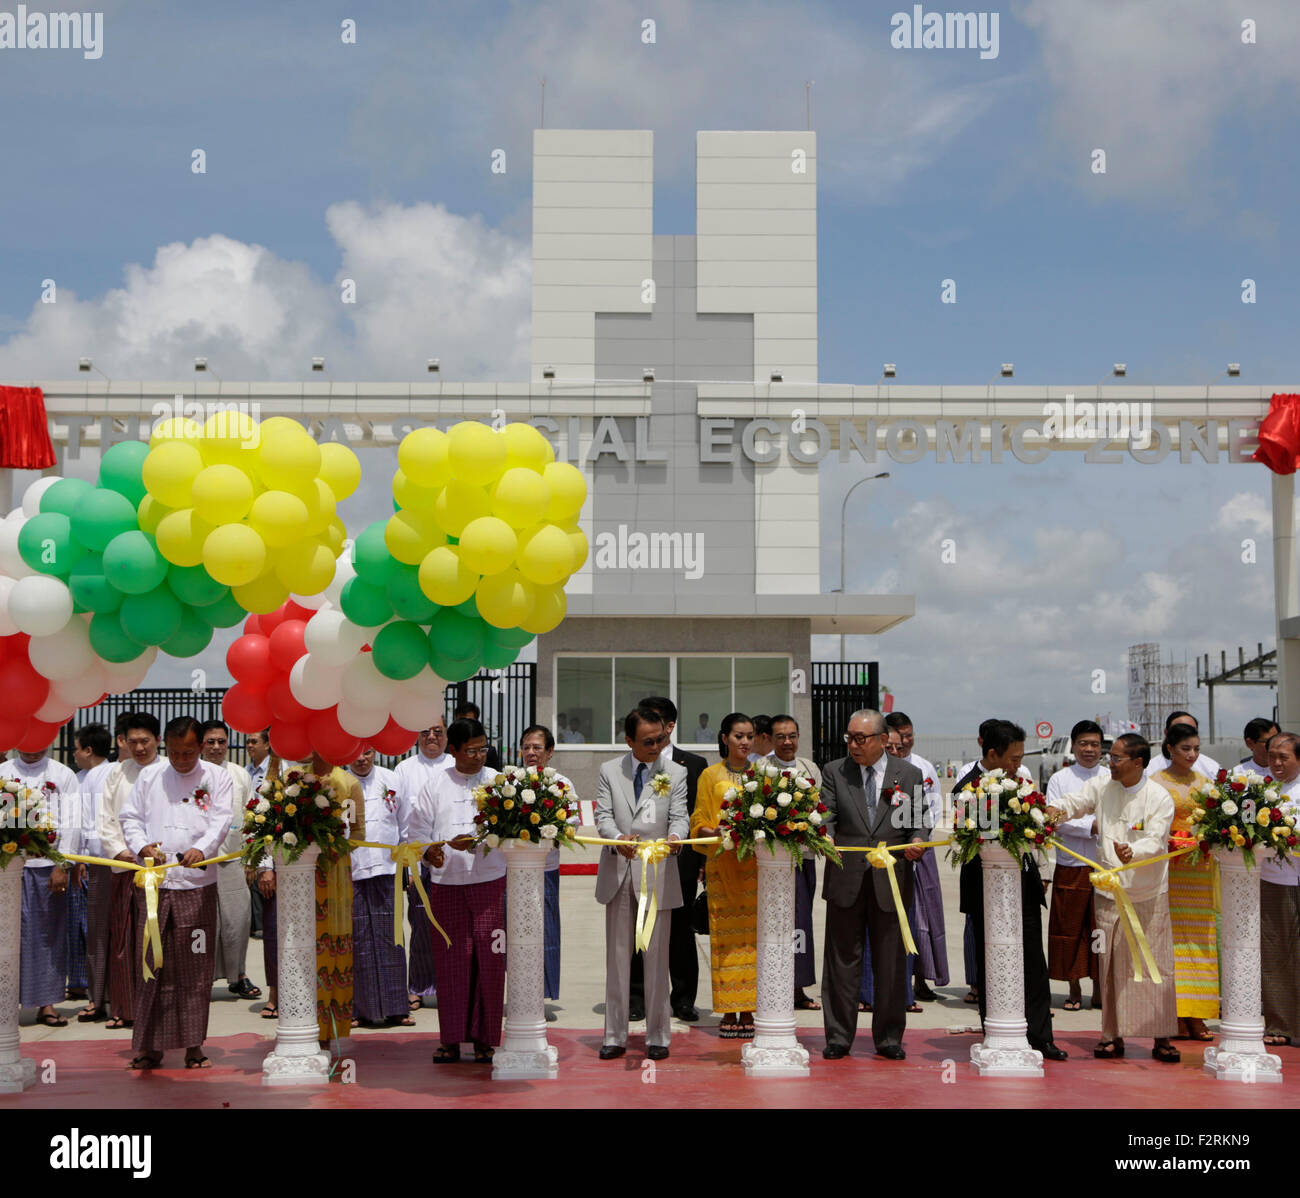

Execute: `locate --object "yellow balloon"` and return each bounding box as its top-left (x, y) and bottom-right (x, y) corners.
top-left (318, 443), bottom-right (361, 500)
top-left (200, 410), bottom-right (259, 467)
top-left (296, 478), bottom-right (336, 536)
top-left (385, 509), bottom-right (446, 566)
top-left (256, 422), bottom-right (320, 491)
top-left (232, 574), bottom-right (292, 615)
top-left (398, 427), bottom-right (452, 489)
top-left (543, 461), bottom-right (587, 523)
top-left (475, 568), bottom-right (535, 630)
top-left (248, 489), bottom-right (310, 549)
top-left (191, 463), bottom-right (256, 526)
top-left (202, 523), bottom-right (267, 587)
top-left (418, 545), bottom-right (479, 606)
top-left (448, 421), bottom-right (507, 485)
top-left (323, 516), bottom-right (348, 557)
top-left (150, 416), bottom-right (202, 447)
top-left (458, 516), bottom-right (518, 576)
top-left (490, 467), bottom-right (551, 529)
top-left (154, 508), bottom-right (216, 569)
top-left (433, 480), bottom-right (492, 537)
top-left (502, 422), bottom-right (555, 473)
top-left (520, 583), bottom-right (566, 635)
top-left (392, 469), bottom-right (441, 514)
top-left (273, 539), bottom-right (335, 595)
top-left (515, 523), bottom-right (576, 586)
top-left (566, 526), bottom-right (589, 572)
top-left (143, 440), bottom-right (205, 509)
top-left (137, 495), bottom-right (172, 536)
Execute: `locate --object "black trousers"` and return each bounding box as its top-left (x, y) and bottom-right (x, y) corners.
top-left (248, 880), bottom-right (263, 934)
top-left (630, 847), bottom-right (700, 1011)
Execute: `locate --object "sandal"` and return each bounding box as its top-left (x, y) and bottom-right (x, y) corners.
top-left (260, 1004), bottom-right (278, 1019)
top-left (228, 978), bottom-right (262, 999)
top-left (184, 1055), bottom-right (211, 1069)
top-left (409, 995), bottom-right (422, 1010)
top-left (963, 989), bottom-right (979, 1004)
top-left (906, 1003), bottom-right (923, 1014)
top-left (37, 1011), bottom-right (68, 1027)
top-left (736, 1019), bottom-right (755, 1040)
top-left (473, 1046), bottom-right (495, 1064)
top-left (432, 1045), bottom-right (460, 1063)
top-left (1264, 1034), bottom-right (1291, 1046)
top-left (718, 1021), bottom-right (740, 1039)
top-left (1151, 1043), bottom-right (1180, 1063)
top-left (858, 1001), bottom-right (872, 1013)
top-left (77, 1006), bottom-right (106, 1023)
top-left (794, 995), bottom-right (822, 1011)
top-left (1093, 1038), bottom-right (1125, 1059)
top-left (106, 1016), bottom-right (132, 1030)
top-left (127, 1054), bottom-right (162, 1070)
top-left (1062, 999), bottom-right (1082, 1011)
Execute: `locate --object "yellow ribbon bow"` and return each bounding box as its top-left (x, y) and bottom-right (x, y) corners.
top-left (865, 841), bottom-right (918, 956)
top-left (634, 839), bottom-right (676, 953)
top-left (387, 842), bottom-right (451, 950)
top-left (1089, 868), bottom-right (1162, 983)
top-left (134, 858), bottom-right (166, 981)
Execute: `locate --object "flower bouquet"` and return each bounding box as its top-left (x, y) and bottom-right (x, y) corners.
top-left (0, 779), bottom-right (63, 868)
top-left (472, 765), bottom-right (579, 848)
top-left (715, 763), bottom-right (840, 865)
top-left (239, 768), bottom-right (354, 866)
top-left (1186, 767), bottom-right (1299, 868)
top-left (949, 768), bottom-right (1056, 866)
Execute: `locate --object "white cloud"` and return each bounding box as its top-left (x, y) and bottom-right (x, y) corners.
top-left (1213, 491), bottom-right (1271, 536)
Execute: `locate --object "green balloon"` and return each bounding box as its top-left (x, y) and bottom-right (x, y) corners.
top-left (89, 609), bottom-right (146, 663)
top-left (428, 607), bottom-right (486, 663)
top-left (351, 521), bottom-right (394, 585)
top-left (119, 585), bottom-right (183, 645)
top-left (18, 511), bottom-right (85, 576)
top-left (196, 590), bottom-right (246, 628)
top-left (38, 477), bottom-right (94, 517)
top-left (102, 531), bottom-right (168, 595)
top-left (340, 576), bottom-right (392, 627)
top-left (453, 596), bottom-right (481, 619)
top-left (70, 488), bottom-right (138, 552)
top-left (387, 563), bottom-right (437, 623)
top-left (68, 553), bottom-right (123, 614)
top-left (159, 607), bottom-right (214, 658)
top-left (166, 563), bottom-right (228, 607)
top-left (492, 626), bottom-right (536, 650)
top-left (429, 648), bottom-right (482, 682)
top-left (371, 621), bottom-right (433, 680)
top-left (480, 641), bottom-right (519, 670)
top-left (98, 441), bottom-right (149, 508)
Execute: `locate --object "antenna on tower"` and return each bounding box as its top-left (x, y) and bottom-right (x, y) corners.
top-left (805, 80), bottom-right (813, 130)
top-left (540, 77), bottom-right (546, 128)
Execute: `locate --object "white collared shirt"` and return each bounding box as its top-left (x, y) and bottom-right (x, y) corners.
top-left (1046, 762), bottom-right (1105, 864)
top-left (118, 759), bottom-right (235, 889)
top-left (1260, 775), bottom-right (1300, 886)
top-left (75, 759), bottom-right (113, 859)
top-left (0, 755), bottom-right (80, 868)
top-left (1144, 751), bottom-right (1221, 781)
top-left (412, 766), bottom-right (505, 887)
top-left (349, 765), bottom-right (404, 881)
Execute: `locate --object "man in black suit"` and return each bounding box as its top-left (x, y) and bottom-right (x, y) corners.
top-left (956, 718), bottom-right (1067, 1061)
top-left (628, 696), bottom-right (709, 1022)
top-left (820, 708), bottom-right (926, 1060)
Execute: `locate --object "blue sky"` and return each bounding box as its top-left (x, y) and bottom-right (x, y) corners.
top-left (1, 0), bottom-right (1296, 737)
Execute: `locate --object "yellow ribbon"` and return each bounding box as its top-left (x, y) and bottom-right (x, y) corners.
top-left (864, 842), bottom-right (919, 956)
top-left (634, 840), bottom-right (675, 953)
top-left (362, 841), bottom-right (452, 951)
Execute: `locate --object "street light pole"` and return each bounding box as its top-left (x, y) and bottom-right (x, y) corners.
top-left (837, 472), bottom-right (890, 666)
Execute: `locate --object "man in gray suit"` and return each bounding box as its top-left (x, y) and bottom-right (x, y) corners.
top-left (821, 708), bottom-right (927, 1060)
top-left (595, 706), bottom-right (689, 1061)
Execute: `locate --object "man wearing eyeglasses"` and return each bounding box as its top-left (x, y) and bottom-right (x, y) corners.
top-left (820, 709), bottom-right (925, 1060)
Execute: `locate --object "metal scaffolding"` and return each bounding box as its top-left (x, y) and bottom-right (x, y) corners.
top-left (1127, 643), bottom-right (1190, 741)
top-left (1195, 644), bottom-right (1277, 741)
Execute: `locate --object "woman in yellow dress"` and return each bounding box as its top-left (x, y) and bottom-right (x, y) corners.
top-left (689, 713), bottom-right (757, 1039)
top-left (1153, 723), bottom-right (1218, 1041)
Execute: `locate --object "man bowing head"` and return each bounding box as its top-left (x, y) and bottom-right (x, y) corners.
top-left (118, 716), bottom-right (234, 1070)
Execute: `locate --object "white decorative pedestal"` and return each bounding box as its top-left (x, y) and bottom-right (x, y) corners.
top-left (0, 865), bottom-right (36, 1094)
top-left (493, 841), bottom-right (558, 1080)
top-left (1204, 852), bottom-right (1282, 1083)
top-left (970, 844), bottom-right (1043, 1078)
top-left (742, 849), bottom-right (810, 1078)
top-left (262, 845), bottom-right (330, 1086)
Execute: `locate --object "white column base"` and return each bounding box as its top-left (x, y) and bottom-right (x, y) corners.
top-left (1203, 1018), bottom-right (1283, 1083)
top-left (262, 1051), bottom-right (333, 1086)
top-left (743, 850), bottom-right (810, 1078)
top-left (0, 1057), bottom-right (36, 1094)
top-left (742, 1041), bottom-right (811, 1078)
top-left (970, 1041), bottom-right (1044, 1078)
top-left (493, 1045), bottom-right (560, 1080)
top-left (493, 842), bottom-right (557, 1082)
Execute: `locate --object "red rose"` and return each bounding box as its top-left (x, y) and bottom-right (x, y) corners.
top-left (1216, 770), bottom-right (1228, 783)
top-left (522, 806), bottom-right (532, 815)
top-left (246, 799), bottom-right (257, 810)
top-left (488, 797), bottom-right (500, 808)
top-left (542, 799), bottom-right (554, 809)
top-left (1230, 781), bottom-right (1245, 793)
top-left (17, 834), bottom-right (29, 846)
top-left (1002, 823), bottom-right (1013, 834)
top-left (816, 803), bottom-right (827, 814)
top-left (776, 824), bottom-right (790, 836)
top-left (1289, 837), bottom-right (1297, 847)
top-left (1205, 798), bottom-right (1218, 809)
top-left (1221, 830), bottom-right (1232, 842)
top-left (1199, 840), bottom-right (1211, 853)
top-left (275, 824), bottom-right (283, 834)
top-left (1272, 809), bottom-right (1282, 823)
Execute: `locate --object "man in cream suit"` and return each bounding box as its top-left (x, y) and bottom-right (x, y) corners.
top-left (595, 706), bottom-right (688, 1061)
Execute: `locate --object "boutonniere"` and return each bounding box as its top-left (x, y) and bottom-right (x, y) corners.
top-left (383, 788), bottom-right (397, 813)
top-left (650, 771), bottom-right (672, 796)
top-left (1130, 820), bottom-right (1144, 832)
top-left (925, 777), bottom-right (935, 788)
top-left (42, 780), bottom-right (58, 796)
top-left (881, 785), bottom-right (902, 807)
top-left (184, 786), bottom-right (210, 812)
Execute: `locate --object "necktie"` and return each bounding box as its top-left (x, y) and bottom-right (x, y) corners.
top-left (864, 765), bottom-right (877, 821)
top-left (634, 762), bottom-right (646, 801)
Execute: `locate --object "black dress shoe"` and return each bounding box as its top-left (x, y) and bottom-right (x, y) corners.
top-left (598, 1044), bottom-right (626, 1060)
top-left (822, 1043), bottom-right (851, 1060)
top-left (876, 1045), bottom-right (906, 1060)
top-left (1033, 1041), bottom-right (1069, 1061)
top-left (672, 1005), bottom-right (699, 1022)
top-left (629, 1002), bottom-right (646, 1022)
top-left (647, 1045), bottom-right (669, 1061)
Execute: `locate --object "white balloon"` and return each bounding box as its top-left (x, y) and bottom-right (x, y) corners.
top-left (387, 667), bottom-right (445, 731)
top-left (33, 695), bottom-right (76, 723)
top-left (9, 575), bottom-right (73, 637)
top-left (342, 652), bottom-right (395, 711)
top-left (102, 647), bottom-right (157, 693)
top-left (322, 555), bottom-right (356, 608)
top-left (290, 590), bottom-right (327, 611)
top-left (0, 512), bottom-right (34, 580)
top-left (288, 654), bottom-right (343, 710)
top-left (52, 664), bottom-right (109, 709)
top-left (0, 576), bottom-right (17, 636)
top-left (304, 608), bottom-right (369, 667)
top-left (335, 698), bottom-right (389, 738)
top-left (21, 476), bottom-right (61, 518)
top-left (28, 617), bottom-right (96, 681)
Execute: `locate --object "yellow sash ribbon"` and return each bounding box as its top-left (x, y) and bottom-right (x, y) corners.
top-left (863, 841), bottom-right (918, 956)
top-left (346, 840), bottom-right (452, 950)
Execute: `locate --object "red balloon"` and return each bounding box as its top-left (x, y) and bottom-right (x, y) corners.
top-left (0, 652), bottom-right (49, 717)
top-left (258, 603), bottom-right (291, 636)
top-left (0, 714), bottom-right (29, 752)
top-left (242, 614), bottom-right (263, 636)
top-left (18, 716), bottom-right (67, 754)
top-left (283, 600), bottom-right (315, 623)
top-left (0, 632), bottom-right (31, 665)
top-left (267, 676), bottom-right (310, 724)
top-left (224, 682), bottom-right (273, 734)
top-left (268, 620), bottom-right (308, 675)
top-left (307, 707), bottom-right (362, 767)
top-left (226, 634), bottom-right (275, 689)
top-left (269, 719), bottom-right (312, 762)
top-left (368, 716), bottom-right (418, 757)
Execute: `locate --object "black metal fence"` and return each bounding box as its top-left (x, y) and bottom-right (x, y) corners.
top-left (57, 687), bottom-right (235, 764)
top-left (811, 661), bottom-right (879, 766)
top-left (444, 663), bottom-right (537, 765)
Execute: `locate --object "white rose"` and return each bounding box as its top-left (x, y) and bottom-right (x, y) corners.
top-left (1222, 799), bottom-right (1239, 816)
top-left (258, 781), bottom-right (272, 796)
top-left (796, 776), bottom-right (811, 790)
top-left (1017, 781), bottom-right (1033, 798)
top-left (720, 836), bottom-right (733, 851)
top-left (255, 799), bottom-right (270, 814)
top-left (540, 824), bottom-right (558, 840)
top-left (314, 795), bottom-right (330, 809)
top-left (777, 794), bottom-right (792, 807)
top-left (1265, 787), bottom-right (1280, 803)
top-left (753, 829), bottom-right (767, 841)
top-left (521, 788), bottom-right (536, 804)
top-left (1008, 798), bottom-right (1022, 813)
top-left (765, 765), bottom-right (779, 778)
top-left (809, 811), bottom-right (823, 826)
top-left (502, 784), bottom-right (517, 798)
top-left (985, 769), bottom-right (1005, 781)
top-left (744, 780), bottom-right (759, 792)
top-left (724, 787), bottom-right (738, 802)
top-left (749, 803), bottom-right (765, 818)
top-left (548, 785), bottom-right (563, 797)
top-left (485, 833), bottom-right (501, 849)
top-left (542, 767), bottom-right (556, 779)
top-left (284, 784), bottom-right (301, 798)
top-left (282, 832), bottom-right (298, 847)
top-left (303, 773), bottom-right (318, 785)
top-left (1030, 808), bottom-right (1045, 826)
top-left (1001, 779), bottom-right (1019, 793)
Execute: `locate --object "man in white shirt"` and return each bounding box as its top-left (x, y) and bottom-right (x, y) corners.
top-left (1242, 717), bottom-right (1280, 771)
top-left (1261, 732), bottom-right (1300, 1046)
top-left (118, 716), bottom-right (234, 1069)
top-left (410, 717), bottom-right (504, 1064)
top-left (2, 743), bottom-right (80, 1028)
top-left (1144, 711), bottom-right (1221, 779)
top-left (98, 711), bottom-right (161, 1029)
top-left (199, 720), bottom-right (260, 1002)
top-left (1045, 720), bottom-right (1106, 1012)
top-left (244, 728), bottom-right (271, 941)
top-left (1046, 733), bottom-right (1179, 1062)
top-left (349, 747), bottom-right (413, 1027)
top-left (72, 723), bottom-right (114, 1022)
top-left (394, 717), bottom-right (452, 1009)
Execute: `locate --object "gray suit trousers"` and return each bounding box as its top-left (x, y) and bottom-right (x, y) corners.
top-left (604, 874), bottom-right (672, 1048)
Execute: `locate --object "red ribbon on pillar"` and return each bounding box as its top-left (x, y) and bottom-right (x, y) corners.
top-left (1253, 393), bottom-right (1300, 474)
top-left (0, 385), bottom-right (56, 470)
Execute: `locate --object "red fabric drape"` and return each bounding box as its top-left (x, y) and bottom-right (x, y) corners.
top-left (0, 385), bottom-right (56, 470)
top-left (1253, 393), bottom-right (1300, 474)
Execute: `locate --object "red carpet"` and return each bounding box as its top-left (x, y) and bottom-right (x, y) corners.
top-left (6, 1029), bottom-right (1298, 1108)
